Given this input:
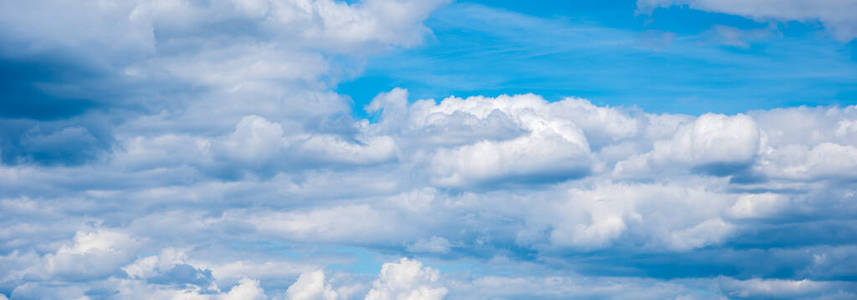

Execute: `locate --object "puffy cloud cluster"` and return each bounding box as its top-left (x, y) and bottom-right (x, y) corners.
top-left (0, 0), bottom-right (448, 166)
top-left (3, 89), bottom-right (857, 297)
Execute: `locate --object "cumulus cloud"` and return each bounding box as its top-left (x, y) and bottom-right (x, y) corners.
top-left (220, 278), bottom-right (267, 300)
top-left (614, 113), bottom-right (760, 178)
top-left (522, 181), bottom-right (736, 251)
top-left (42, 229), bottom-right (142, 280)
top-left (2, 96), bottom-right (857, 298)
top-left (0, 0), bottom-right (447, 166)
top-left (116, 277), bottom-right (267, 300)
top-left (286, 270), bottom-right (338, 300)
top-left (369, 92), bottom-right (604, 187)
top-left (727, 193), bottom-right (788, 219)
top-left (365, 258), bottom-right (447, 300)
top-left (217, 115), bottom-right (287, 166)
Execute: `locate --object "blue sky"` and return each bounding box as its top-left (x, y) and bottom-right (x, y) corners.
top-left (340, 0), bottom-right (857, 117)
top-left (1, 1), bottom-right (857, 299)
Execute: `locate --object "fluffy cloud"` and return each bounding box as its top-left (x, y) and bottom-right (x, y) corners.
top-left (113, 277), bottom-right (266, 300)
top-left (0, 0), bottom-right (446, 166)
top-left (286, 270), bottom-right (338, 300)
top-left (2, 97), bottom-right (857, 298)
top-left (521, 181), bottom-right (736, 251)
top-left (41, 229), bottom-right (142, 280)
top-left (217, 115), bottom-right (287, 166)
top-left (614, 113), bottom-right (760, 177)
top-left (369, 91), bottom-right (602, 187)
top-left (365, 258), bottom-right (447, 300)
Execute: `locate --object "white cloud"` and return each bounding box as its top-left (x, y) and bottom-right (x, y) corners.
top-left (221, 278), bottom-right (267, 300)
top-left (286, 270), bottom-right (339, 300)
top-left (835, 119), bottom-right (857, 138)
top-left (240, 205), bottom-right (414, 243)
top-left (123, 248), bottom-right (190, 280)
top-left (615, 113), bottom-right (760, 178)
top-left (531, 181), bottom-right (736, 251)
top-left (728, 193), bottom-right (788, 219)
top-left (665, 113), bottom-right (760, 165)
top-left (42, 229), bottom-right (142, 280)
top-left (296, 135), bottom-right (397, 165)
top-left (429, 122), bottom-right (591, 186)
top-left (365, 258), bottom-right (447, 300)
top-left (211, 114), bottom-right (397, 172)
top-left (113, 277), bottom-right (266, 300)
top-left (370, 92), bottom-right (602, 187)
top-left (757, 142), bottom-right (857, 180)
top-left (217, 115), bottom-right (286, 165)
top-left (0, 0), bottom-right (448, 58)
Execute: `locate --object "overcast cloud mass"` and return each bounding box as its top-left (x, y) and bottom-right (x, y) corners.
top-left (1, 0), bottom-right (857, 299)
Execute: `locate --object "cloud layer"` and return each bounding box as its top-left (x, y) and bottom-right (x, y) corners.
top-left (1, 0), bottom-right (857, 299)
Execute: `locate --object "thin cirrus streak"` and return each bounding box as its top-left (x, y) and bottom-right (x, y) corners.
top-left (1, 0), bottom-right (856, 299)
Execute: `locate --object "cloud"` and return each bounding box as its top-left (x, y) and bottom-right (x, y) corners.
top-left (216, 115), bottom-right (286, 166)
top-left (220, 278), bottom-right (267, 300)
top-left (0, 0), bottom-right (447, 167)
top-left (115, 277), bottom-right (267, 300)
top-left (727, 193), bottom-right (788, 219)
top-left (523, 181), bottom-right (736, 251)
top-left (368, 92), bottom-right (604, 187)
top-left (365, 258), bottom-right (447, 300)
top-left (2, 100), bottom-right (857, 298)
top-left (614, 113), bottom-right (760, 178)
top-left (42, 229), bottom-right (142, 281)
top-left (717, 277), bottom-right (854, 299)
top-left (448, 274), bottom-right (857, 300)
top-left (286, 270), bottom-right (339, 300)
top-left (637, 0), bottom-right (857, 41)
top-left (429, 125), bottom-right (591, 187)
top-left (756, 142), bottom-right (857, 180)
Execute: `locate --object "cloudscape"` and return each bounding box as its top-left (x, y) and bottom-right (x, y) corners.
top-left (2, 0), bottom-right (857, 299)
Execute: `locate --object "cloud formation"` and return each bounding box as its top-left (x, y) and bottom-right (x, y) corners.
top-left (1, 0), bottom-right (857, 299)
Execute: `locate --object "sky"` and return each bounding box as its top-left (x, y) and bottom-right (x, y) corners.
top-left (0, 0), bottom-right (856, 299)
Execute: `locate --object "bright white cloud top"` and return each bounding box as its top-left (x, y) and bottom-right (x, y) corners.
top-left (1, 0), bottom-right (856, 299)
